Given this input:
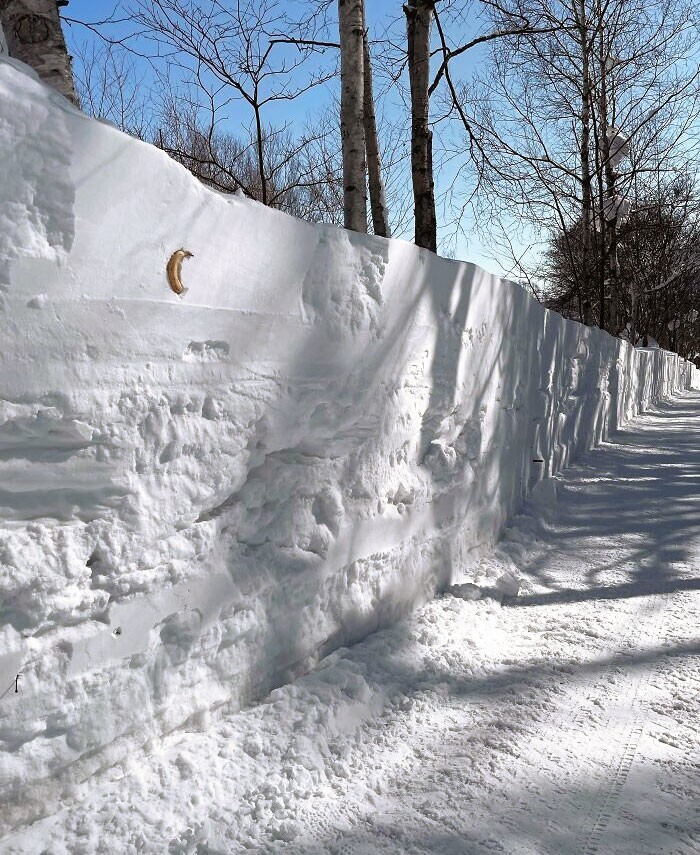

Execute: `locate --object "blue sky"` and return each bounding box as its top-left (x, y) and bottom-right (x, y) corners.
top-left (61, 0), bottom-right (513, 275)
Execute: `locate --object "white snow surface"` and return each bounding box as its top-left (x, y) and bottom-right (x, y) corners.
top-left (0, 56), bottom-right (696, 835)
top-left (3, 391), bottom-right (699, 854)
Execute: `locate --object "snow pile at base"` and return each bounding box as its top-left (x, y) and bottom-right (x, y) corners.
top-left (0, 56), bottom-right (694, 831)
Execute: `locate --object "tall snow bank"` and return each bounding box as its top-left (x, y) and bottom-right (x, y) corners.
top-left (0, 56), bottom-right (694, 831)
top-left (691, 365), bottom-right (700, 389)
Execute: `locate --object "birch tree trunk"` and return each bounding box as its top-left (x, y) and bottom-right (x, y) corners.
top-left (362, 26), bottom-right (390, 238)
top-left (0, 0), bottom-right (78, 105)
top-left (405, 0), bottom-right (437, 253)
top-left (338, 0), bottom-right (367, 233)
top-left (576, 0), bottom-right (593, 325)
top-left (597, 25), bottom-right (620, 335)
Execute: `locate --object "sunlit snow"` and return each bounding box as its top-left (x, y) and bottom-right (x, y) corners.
top-left (0, 49), bottom-right (698, 854)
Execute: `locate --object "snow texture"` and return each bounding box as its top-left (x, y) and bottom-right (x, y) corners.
top-left (0, 55), bottom-right (695, 833)
top-left (2, 392), bottom-right (699, 854)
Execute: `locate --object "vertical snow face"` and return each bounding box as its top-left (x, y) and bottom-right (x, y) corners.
top-left (0, 57), bottom-right (694, 832)
top-left (0, 61), bottom-right (74, 275)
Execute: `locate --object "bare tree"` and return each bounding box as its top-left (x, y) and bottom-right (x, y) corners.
top-left (404, 0), bottom-right (436, 252)
top-left (574, 0), bottom-right (594, 324)
top-left (363, 22), bottom-right (390, 237)
top-left (338, 0), bottom-right (367, 232)
top-left (294, 106), bottom-right (345, 225)
top-left (545, 167), bottom-right (700, 361)
top-left (469, 0), bottom-right (700, 339)
top-left (0, 0), bottom-right (78, 104)
top-left (155, 93), bottom-right (343, 220)
top-left (68, 0), bottom-right (391, 233)
top-left (116, 0), bottom-right (337, 208)
top-left (389, 1), bottom-right (558, 255)
top-left (72, 38), bottom-right (153, 137)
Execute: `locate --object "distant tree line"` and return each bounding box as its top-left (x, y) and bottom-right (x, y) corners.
top-left (472, 0), bottom-right (700, 360)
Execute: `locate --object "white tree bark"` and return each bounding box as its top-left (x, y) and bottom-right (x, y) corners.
top-left (0, 0), bottom-right (78, 105)
top-left (338, 0), bottom-right (367, 233)
top-left (363, 26), bottom-right (390, 238)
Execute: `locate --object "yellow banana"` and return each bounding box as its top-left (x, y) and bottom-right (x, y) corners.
top-left (166, 248), bottom-right (193, 295)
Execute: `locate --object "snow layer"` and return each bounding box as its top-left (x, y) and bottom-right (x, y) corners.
top-left (3, 391), bottom-right (699, 854)
top-left (0, 56), bottom-right (694, 832)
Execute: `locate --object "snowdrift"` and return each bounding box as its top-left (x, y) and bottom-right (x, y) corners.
top-left (0, 55), bottom-right (694, 830)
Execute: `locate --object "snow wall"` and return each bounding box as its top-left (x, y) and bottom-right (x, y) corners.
top-left (0, 56), bottom-right (695, 831)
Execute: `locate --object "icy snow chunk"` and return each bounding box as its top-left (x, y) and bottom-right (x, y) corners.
top-left (26, 293), bottom-right (48, 309)
top-left (494, 571), bottom-right (522, 598)
top-left (447, 582), bottom-right (482, 601)
top-left (183, 340), bottom-right (230, 362)
top-left (447, 572), bottom-right (521, 602)
top-left (243, 734), bottom-right (264, 758)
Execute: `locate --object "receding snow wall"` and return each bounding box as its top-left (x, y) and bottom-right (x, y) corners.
top-left (0, 58), bottom-right (694, 830)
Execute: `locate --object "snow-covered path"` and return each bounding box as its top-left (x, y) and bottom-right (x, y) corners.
top-left (4, 391), bottom-right (699, 854)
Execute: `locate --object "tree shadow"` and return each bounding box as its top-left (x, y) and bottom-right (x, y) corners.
top-left (504, 575), bottom-right (700, 607)
top-left (262, 632), bottom-right (700, 855)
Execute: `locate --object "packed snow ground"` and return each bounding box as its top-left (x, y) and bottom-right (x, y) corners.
top-left (3, 390), bottom-right (698, 854)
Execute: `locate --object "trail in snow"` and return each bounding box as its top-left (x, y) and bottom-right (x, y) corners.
top-left (3, 391), bottom-right (699, 854)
